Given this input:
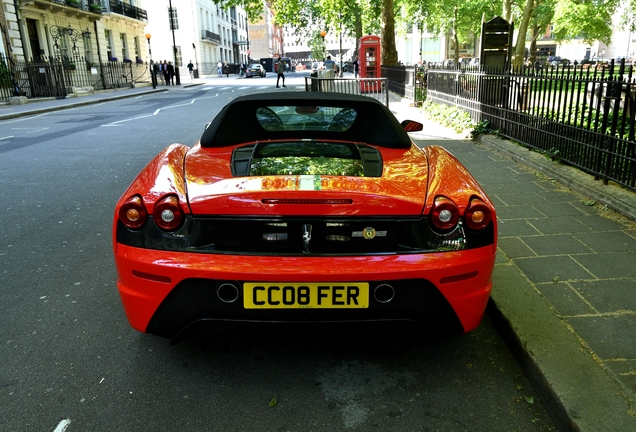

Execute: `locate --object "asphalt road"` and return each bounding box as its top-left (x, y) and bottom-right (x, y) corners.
top-left (0, 77), bottom-right (557, 431)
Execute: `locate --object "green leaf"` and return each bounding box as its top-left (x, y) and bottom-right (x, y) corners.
top-left (525, 396), bottom-right (534, 404)
top-left (268, 397), bottom-right (278, 408)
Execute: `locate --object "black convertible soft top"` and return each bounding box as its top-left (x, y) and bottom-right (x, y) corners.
top-left (200, 92), bottom-right (412, 149)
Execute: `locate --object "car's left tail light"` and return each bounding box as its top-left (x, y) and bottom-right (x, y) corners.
top-left (153, 195), bottom-right (184, 231)
top-left (118, 195), bottom-right (147, 230)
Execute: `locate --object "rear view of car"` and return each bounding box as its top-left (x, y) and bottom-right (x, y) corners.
top-left (246, 64), bottom-right (265, 78)
top-left (113, 93), bottom-right (497, 344)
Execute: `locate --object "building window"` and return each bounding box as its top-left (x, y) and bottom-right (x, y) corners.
top-left (83, 33), bottom-right (93, 63)
top-left (133, 36), bottom-right (140, 62)
top-left (175, 45), bottom-right (182, 67)
top-left (120, 33), bottom-right (128, 60)
top-left (58, 33), bottom-right (70, 61)
top-left (169, 7), bottom-right (179, 30)
top-left (105, 29), bottom-right (113, 60)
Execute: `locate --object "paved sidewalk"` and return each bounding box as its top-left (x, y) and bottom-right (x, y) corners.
top-left (388, 96), bottom-right (636, 431)
top-left (2, 84), bottom-right (636, 430)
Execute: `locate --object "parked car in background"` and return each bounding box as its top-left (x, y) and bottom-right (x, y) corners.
top-left (246, 63), bottom-right (266, 78)
top-left (579, 58), bottom-right (609, 69)
top-left (615, 56), bottom-right (635, 66)
top-left (548, 56), bottom-right (570, 66)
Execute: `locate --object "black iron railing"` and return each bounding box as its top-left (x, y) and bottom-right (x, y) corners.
top-left (426, 60), bottom-right (636, 191)
top-left (0, 53), bottom-right (150, 100)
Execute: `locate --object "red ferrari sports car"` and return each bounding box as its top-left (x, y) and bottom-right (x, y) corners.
top-left (113, 92), bottom-right (497, 343)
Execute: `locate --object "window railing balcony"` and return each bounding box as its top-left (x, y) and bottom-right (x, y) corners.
top-left (107, 0), bottom-right (148, 22)
top-left (43, 0), bottom-right (103, 13)
top-left (202, 30), bottom-right (221, 44)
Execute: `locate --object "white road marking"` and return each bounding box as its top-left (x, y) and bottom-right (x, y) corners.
top-left (53, 419), bottom-right (71, 432)
top-left (162, 99), bottom-right (196, 110)
top-left (11, 127), bottom-right (49, 134)
top-left (101, 114), bottom-right (153, 126)
top-left (101, 96), bottom-right (219, 127)
top-left (2, 113), bottom-right (50, 123)
top-left (0, 136), bottom-right (14, 141)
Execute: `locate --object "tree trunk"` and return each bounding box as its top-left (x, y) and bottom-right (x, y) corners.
top-left (502, 0), bottom-right (512, 22)
top-left (453, 7), bottom-right (459, 64)
top-left (513, 0), bottom-right (535, 67)
top-left (528, 23), bottom-right (539, 66)
top-left (381, 0), bottom-right (398, 66)
top-left (354, 6), bottom-right (363, 58)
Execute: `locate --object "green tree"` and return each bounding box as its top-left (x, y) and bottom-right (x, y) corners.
top-left (510, 0), bottom-right (619, 66)
top-left (404, 0), bottom-right (499, 63)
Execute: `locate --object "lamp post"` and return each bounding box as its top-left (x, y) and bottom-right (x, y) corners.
top-left (192, 42), bottom-right (198, 78)
top-left (168, 0), bottom-right (180, 85)
top-left (320, 30), bottom-right (327, 61)
top-left (146, 33), bottom-right (156, 89)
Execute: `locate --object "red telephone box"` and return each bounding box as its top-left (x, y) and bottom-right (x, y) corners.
top-left (359, 35), bottom-right (381, 92)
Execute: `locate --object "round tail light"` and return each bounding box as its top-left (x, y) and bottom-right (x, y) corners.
top-left (118, 195), bottom-right (147, 230)
top-left (431, 196), bottom-right (460, 231)
top-left (465, 198), bottom-right (492, 231)
top-left (153, 195), bottom-right (184, 231)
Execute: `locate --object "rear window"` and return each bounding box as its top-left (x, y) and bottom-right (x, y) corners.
top-left (256, 106), bottom-right (357, 132)
top-left (249, 141), bottom-right (364, 176)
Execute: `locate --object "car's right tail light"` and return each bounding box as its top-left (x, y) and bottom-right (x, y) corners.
top-left (431, 196), bottom-right (460, 231)
top-left (464, 198), bottom-right (492, 231)
top-left (118, 195), bottom-right (147, 230)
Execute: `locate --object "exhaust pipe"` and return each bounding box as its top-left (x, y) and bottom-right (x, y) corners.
top-left (217, 282), bottom-right (239, 303)
top-left (373, 284), bottom-right (395, 303)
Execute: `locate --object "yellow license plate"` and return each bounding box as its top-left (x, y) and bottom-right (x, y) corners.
top-left (244, 283), bottom-right (369, 309)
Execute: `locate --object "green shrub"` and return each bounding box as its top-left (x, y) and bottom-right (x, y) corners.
top-left (420, 100), bottom-right (474, 133)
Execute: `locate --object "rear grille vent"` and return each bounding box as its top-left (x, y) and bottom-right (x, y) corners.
top-left (117, 216), bottom-right (495, 256)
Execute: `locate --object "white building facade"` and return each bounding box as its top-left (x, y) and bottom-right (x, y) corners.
top-left (144, 0), bottom-right (248, 78)
top-left (2, 0), bottom-right (149, 64)
top-left (282, 26), bottom-right (356, 64)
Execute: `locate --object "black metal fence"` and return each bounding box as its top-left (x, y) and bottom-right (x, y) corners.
top-left (380, 65), bottom-right (427, 107)
top-left (426, 60), bottom-right (636, 191)
top-left (0, 53), bottom-right (150, 101)
top-left (304, 74), bottom-right (389, 107)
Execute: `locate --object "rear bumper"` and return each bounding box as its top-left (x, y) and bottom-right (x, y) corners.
top-left (115, 244), bottom-right (495, 339)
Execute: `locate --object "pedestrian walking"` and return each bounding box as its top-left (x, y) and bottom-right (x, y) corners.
top-left (156, 61), bottom-right (165, 85)
top-left (275, 57), bottom-right (286, 88)
top-left (150, 60), bottom-right (159, 87)
top-left (324, 55), bottom-right (335, 71)
top-left (353, 58), bottom-right (359, 78)
top-left (217, 60), bottom-right (222, 76)
top-left (167, 61), bottom-right (175, 85)
top-left (187, 60), bottom-right (194, 82)
top-left (223, 62), bottom-right (229, 78)
top-left (162, 60), bottom-right (170, 85)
